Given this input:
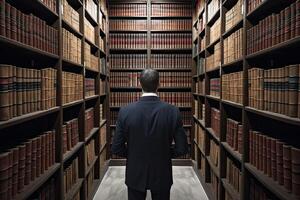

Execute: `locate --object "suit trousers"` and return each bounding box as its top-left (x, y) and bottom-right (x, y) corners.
top-left (128, 187), bottom-right (170, 200)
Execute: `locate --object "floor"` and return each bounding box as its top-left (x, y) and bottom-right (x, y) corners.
top-left (93, 166), bottom-right (209, 200)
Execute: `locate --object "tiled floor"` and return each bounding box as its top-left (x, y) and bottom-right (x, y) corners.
top-left (93, 166), bottom-right (208, 200)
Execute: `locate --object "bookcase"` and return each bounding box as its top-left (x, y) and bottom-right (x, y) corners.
top-left (0, 0), bottom-right (109, 199)
top-left (108, 0), bottom-right (193, 160)
top-left (192, 0), bottom-right (300, 200)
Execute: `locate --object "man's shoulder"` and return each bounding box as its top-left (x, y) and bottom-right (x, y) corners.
top-left (159, 101), bottom-right (179, 112)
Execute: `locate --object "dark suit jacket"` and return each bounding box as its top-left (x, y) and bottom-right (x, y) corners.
top-left (111, 96), bottom-right (188, 192)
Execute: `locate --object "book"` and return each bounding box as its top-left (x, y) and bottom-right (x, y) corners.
top-left (62, 0), bottom-right (80, 32)
top-left (62, 28), bottom-right (82, 64)
top-left (85, 0), bottom-right (97, 22)
top-left (85, 139), bottom-right (96, 169)
top-left (152, 4), bottom-right (191, 17)
top-left (225, 0), bottom-right (243, 32)
top-left (226, 118), bottom-right (243, 155)
top-left (85, 78), bottom-right (95, 97)
top-left (151, 19), bottom-right (192, 31)
top-left (209, 78), bottom-right (220, 97)
top-left (110, 33), bottom-right (147, 49)
top-left (85, 108), bottom-right (95, 138)
top-left (222, 71), bottom-right (243, 104)
top-left (211, 108), bottom-right (220, 139)
top-left (63, 157), bottom-right (79, 195)
top-left (223, 28), bottom-right (243, 64)
top-left (209, 18), bottom-right (221, 45)
top-left (63, 118), bottom-right (79, 155)
top-left (206, 42), bottom-right (221, 71)
top-left (207, 0), bottom-right (220, 22)
top-left (62, 71), bottom-right (83, 105)
top-left (226, 158), bottom-right (242, 193)
top-left (84, 18), bottom-right (95, 44)
top-left (292, 147), bottom-right (300, 196)
top-left (210, 139), bottom-right (219, 168)
top-left (109, 3), bottom-right (147, 17)
top-left (84, 42), bottom-right (99, 71)
top-left (151, 33), bottom-right (192, 49)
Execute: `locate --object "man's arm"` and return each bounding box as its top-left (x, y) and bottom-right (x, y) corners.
top-left (172, 108), bottom-right (188, 158)
top-left (111, 108), bottom-right (128, 158)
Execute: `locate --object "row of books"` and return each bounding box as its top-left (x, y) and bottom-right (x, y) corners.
top-left (85, 78), bottom-right (95, 97)
top-left (226, 158), bottom-right (242, 194)
top-left (210, 139), bottom-right (219, 168)
top-left (85, 0), bottom-right (97, 22)
top-left (110, 54), bottom-right (147, 69)
top-left (0, 65), bottom-right (56, 121)
top-left (196, 78), bottom-right (205, 95)
top-left (247, 2), bottom-right (300, 55)
top-left (248, 65), bottom-right (300, 119)
top-left (1, 2), bottom-right (58, 55)
top-left (211, 107), bottom-right (221, 139)
top-left (110, 92), bottom-right (191, 107)
top-left (109, 4), bottom-right (147, 17)
top-left (100, 79), bottom-right (106, 95)
top-left (0, 130), bottom-right (56, 199)
top-left (150, 54), bottom-right (192, 69)
top-left (99, 12), bottom-right (107, 33)
top-left (207, 0), bottom-right (220, 22)
top-left (84, 42), bottom-right (99, 71)
top-left (209, 78), bottom-right (220, 97)
top-left (249, 130), bottom-right (300, 196)
top-left (62, 118), bottom-right (80, 155)
top-left (110, 72), bottom-right (191, 88)
top-left (224, 28), bottom-right (243, 64)
top-left (109, 19), bottom-right (147, 31)
top-left (151, 33), bottom-right (192, 49)
top-left (209, 18), bottom-right (221, 45)
top-left (222, 71), bottom-right (243, 104)
top-left (247, 0), bottom-right (264, 15)
top-left (226, 118), bottom-right (243, 155)
top-left (62, 71), bottom-right (83, 105)
top-left (194, 100), bottom-right (205, 121)
top-left (40, 0), bottom-right (57, 14)
top-left (196, 57), bottom-right (205, 75)
top-left (63, 157), bottom-right (79, 195)
top-left (84, 18), bottom-right (95, 44)
top-left (249, 178), bottom-right (273, 200)
top-left (62, 0), bottom-right (80, 33)
top-left (63, 28), bottom-right (82, 65)
top-left (195, 124), bottom-right (205, 151)
top-left (85, 108), bottom-right (95, 138)
top-left (206, 42), bottom-right (221, 71)
top-left (151, 4), bottom-right (192, 17)
top-left (31, 178), bottom-right (56, 200)
top-left (85, 139), bottom-right (96, 169)
top-left (86, 166), bottom-right (95, 199)
top-left (225, 0), bottom-right (243, 32)
top-left (110, 33), bottom-right (147, 49)
top-left (99, 37), bottom-right (105, 52)
top-left (151, 19), bottom-right (192, 31)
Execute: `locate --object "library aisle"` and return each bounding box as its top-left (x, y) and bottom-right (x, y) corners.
top-left (93, 166), bottom-right (209, 200)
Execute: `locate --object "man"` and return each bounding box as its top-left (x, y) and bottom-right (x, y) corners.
top-left (111, 69), bottom-right (188, 200)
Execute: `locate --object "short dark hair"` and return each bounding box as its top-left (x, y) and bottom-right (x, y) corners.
top-left (140, 69), bottom-right (159, 93)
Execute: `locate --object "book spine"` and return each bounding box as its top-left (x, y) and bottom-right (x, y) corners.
top-left (292, 147), bottom-right (300, 196)
top-left (5, 3), bottom-right (10, 39)
top-left (283, 145), bottom-right (292, 191)
top-left (0, 65), bottom-right (11, 121)
top-left (288, 65), bottom-right (299, 117)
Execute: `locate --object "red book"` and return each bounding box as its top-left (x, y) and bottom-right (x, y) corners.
top-left (10, 5), bottom-right (16, 40)
top-left (18, 145), bottom-right (26, 192)
top-left (284, 6), bottom-right (291, 41)
top-left (283, 145), bottom-right (292, 192)
top-left (296, 0), bottom-right (300, 36)
top-left (0, 0), bottom-right (5, 36)
top-left (5, 3), bottom-right (10, 39)
top-left (292, 147), bottom-right (300, 196)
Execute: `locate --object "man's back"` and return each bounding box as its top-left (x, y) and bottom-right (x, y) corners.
top-left (111, 96), bottom-right (188, 192)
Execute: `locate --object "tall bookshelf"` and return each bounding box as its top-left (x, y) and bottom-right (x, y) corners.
top-left (0, 0), bottom-right (109, 199)
top-left (108, 0), bottom-right (193, 161)
top-left (192, 0), bottom-right (300, 200)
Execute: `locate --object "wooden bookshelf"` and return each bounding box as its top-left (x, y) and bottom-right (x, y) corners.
top-left (0, 0), bottom-right (109, 199)
top-left (192, 0), bottom-right (300, 200)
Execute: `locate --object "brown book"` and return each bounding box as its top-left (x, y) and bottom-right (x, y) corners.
top-left (276, 141), bottom-right (284, 185)
top-left (292, 147), bottom-right (300, 196)
top-left (0, 0), bottom-right (5, 36)
top-left (11, 148), bottom-right (18, 198)
top-left (36, 136), bottom-right (41, 177)
top-left (24, 141), bottom-right (32, 185)
top-left (283, 145), bottom-right (292, 192)
top-left (18, 145), bottom-right (26, 192)
top-left (266, 136), bottom-right (272, 177)
top-left (0, 152), bottom-right (10, 200)
top-left (10, 5), bottom-right (16, 40)
top-left (288, 65), bottom-right (299, 117)
top-left (31, 138), bottom-right (37, 181)
top-left (298, 64), bottom-right (300, 118)
top-left (270, 138), bottom-right (277, 181)
top-left (0, 64), bottom-right (12, 121)
top-left (41, 134), bottom-right (46, 174)
top-left (296, 0), bottom-right (300, 37)
top-left (5, 3), bottom-right (10, 39)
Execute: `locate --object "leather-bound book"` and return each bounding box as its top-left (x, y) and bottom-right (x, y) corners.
top-left (288, 65), bottom-right (299, 117)
top-left (24, 141), bottom-right (32, 185)
top-left (11, 148), bottom-right (19, 198)
top-left (270, 138), bottom-right (277, 181)
top-left (266, 136), bottom-right (272, 177)
top-left (296, 0), bottom-right (300, 37)
top-left (7, 151), bottom-right (12, 200)
top-left (52, 130), bottom-right (55, 165)
top-left (5, 3), bottom-right (10, 39)
top-left (283, 145), bottom-right (292, 192)
top-left (31, 138), bottom-right (37, 181)
top-left (276, 141), bottom-right (284, 185)
top-left (0, 152), bottom-right (10, 200)
top-left (292, 147), bottom-right (300, 196)
top-left (36, 136), bottom-right (41, 177)
top-left (262, 135), bottom-right (267, 174)
top-left (0, 0), bottom-right (4, 36)
top-left (0, 64), bottom-right (12, 121)
top-left (17, 145), bottom-right (26, 191)
top-left (10, 5), bottom-right (16, 40)
top-left (41, 134), bottom-right (46, 174)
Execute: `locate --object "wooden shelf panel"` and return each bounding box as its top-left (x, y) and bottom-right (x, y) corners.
top-left (63, 142), bottom-right (84, 163)
top-left (206, 128), bottom-right (220, 142)
top-left (100, 120), bottom-right (107, 128)
top-left (193, 115), bottom-right (205, 128)
top-left (221, 142), bottom-right (242, 163)
top-left (194, 139), bottom-right (205, 156)
top-left (62, 19), bottom-right (83, 39)
top-left (110, 30), bottom-right (148, 33)
top-left (221, 178), bottom-right (240, 200)
top-left (222, 19), bottom-right (243, 39)
top-left (63, 100), bottom-right (84, 109)
top-left (85, 156), bottom-right (99, 177)
top-left (110, 68), bottom-right (191, 72)
top-left (85, 10), bottom-right (98, 27)
top-left (206, 95), bottom-right (220, 102)
top-left (0, 107), bottom-right (60, 130)
top-left (206, 156), bottom-right (220, 178)
top-left (65, 178), bottom-right (84, 200)
top-left (221, 100), bottom-right (243, 109)
top-left (85, 127), bottom-right (99, 143)
top-left (85, 95), bottom-right (99, 101)
top-left (15, 163), bottom-right (60, 200)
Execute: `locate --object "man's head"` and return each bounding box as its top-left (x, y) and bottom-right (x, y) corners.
top-left (140, 69), bottom-right (159, 93)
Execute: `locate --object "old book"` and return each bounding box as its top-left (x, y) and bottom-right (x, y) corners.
top-left (10, 5), bottom-right (16, 40)
top-left (31, 138), bottom-right (37, 181)
top-left (288, 65), bottom-right (299, 117)
top-left (270, 138), bottom-right (277, 181)
top-left (36, 136), bottom-right (41, 177)
top-left (11, 148), bottom-right (18, 198)
top-left (5, 3), bottom-right (10, 39)
top-left (0, 152), bottom-right (10, 199)
top-left (283, 145), bottom-right (292, 191)
top-left (0, 64), bottom-right (12, 121)
top-left (266, 136), bottom-right (272, 177)
top-left (0, 0), bottom-right (4, 36)
top-left (292, 147), bottom-right (300, 196)
top-left (24, 141), bottom-right (32, 185)
top-left (276, 141), bottom-right (284, 185)
top-left (18, 145), bottom-right (26, 191)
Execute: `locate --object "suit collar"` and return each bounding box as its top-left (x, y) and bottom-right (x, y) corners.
top-left (139, 96), bottom-right (160, 101)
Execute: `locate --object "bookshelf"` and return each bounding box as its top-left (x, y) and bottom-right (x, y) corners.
top-left (108, 0), bottom-right (193, 160)
top-left (192, 0), bottom-right (300, 200)
top-left (0, 0), bottom-right (109, 200)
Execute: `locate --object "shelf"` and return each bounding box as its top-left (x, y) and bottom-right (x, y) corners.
top-left (222, 19), bottom-right (243, 39)
top-left (222, 100), bottom-right (243, 109)
top-left (206, 156), bottom-right (220, 178)
top-left (151, 16), bottom-right (192, 19)
top-left (110, 30), bottom-right (148, 33)
top-left (100, 48), bottom-right (106, 56)
top-left (63, 142), bottom-right (84, 163)
top-left (193, 115), bottom-right (205, 128)
top-left (63, 100), bottom-right (84, 109)
top-left (100, 120), bottom-right (107, 128)
top-left (0, 35), bottom-right (59, 60)
top-left (151, 30), bottom-right (192, 33)
top-left (221, 58), bottom-right (243, 70)
top-left (199, 28), bottom-right (205, 37)
top-left (206, 95), bottom-right (220, 102)
top-left (206, 38), bottom-right (220, 50)
top-left (0, 107), bottom-right (60, 130)
top-left (100, 93), bottom-right (107, 98)
top-left (206, 67), bottom-right (220, 75)
top-left (193, 93), bottom-right (205, 98)
top-left (221, 142), bottom-right (242, 163)
top-left (85, 156), bottom-right (99, 177)
top-left (194, 139), bottom-right (205, 156)
top-left (85, 127), bottom-right (99, 143)
top-left (100, 142), bottom-right (107, 154)
top-left (245, 163), bottom-right (299, 200)
top-left (206, 128), bottom-right (220, 142)
top-left (246, 37), bottom-right (300, 61)
top-left (65, 178), bottom-right (84, 200)
top-left (192, 75), bottom-right (198, 79)
top-left (100, 72), bottom-right (108, 78)
top-left (110, 68), bottom-right (191, 72)
top-left (85, 38), bottom-right (99, 50)
top-left (85, 10), bottom-right (98, 27)
top-left (222, 0), bottom-right (239, 9)
top-left (14, 163), bottom-right (60, 200)
top-left (183, 125), bottom-right (192, 128)
top-left (110, 106), bottom-right (191, 110)
top-left (62, 19), bottom-right (83, 39)
top-left (221, 179), bottom-right (240, 200)
top-left (62, 59), bottom-right (84, 70)
top-left (85, 95), bottom-right (99, 101)
top-left (109, 16), bottom-right (147, 19)
top-left (110, 48), bottom-right (147, 53)
top-left (207, 10), bottom-right (220, 27)
top-left (151, 48), bottom-right (192, 53)
top-left (110, 87), bottom-right (191, 91)
top-left (100, 28), bottom-right (106, 37)
top-left (85, 66), bottom-right (99, 74)
top-left (245, 107), bottom-right (300, 126)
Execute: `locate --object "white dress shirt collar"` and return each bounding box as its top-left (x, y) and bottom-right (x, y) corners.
top-left (142, 92), bottom-right (158, 97)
